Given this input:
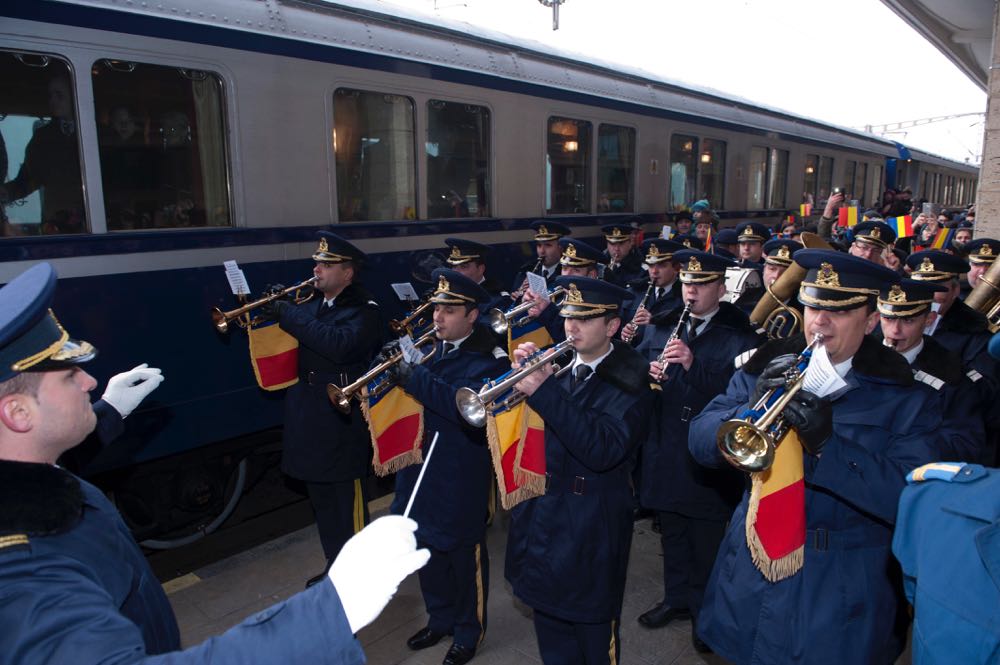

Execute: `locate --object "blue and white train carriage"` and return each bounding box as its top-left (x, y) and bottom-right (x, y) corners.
top-left (0, 0), bottom-right (978, 538)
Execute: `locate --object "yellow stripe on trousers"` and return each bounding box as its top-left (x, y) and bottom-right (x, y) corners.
top-left (352, 478), bottom-right (365, 533)
top-left (475, 543), bottom-right (485, 646)
top-left (608, 619), bottom-right (618, 665)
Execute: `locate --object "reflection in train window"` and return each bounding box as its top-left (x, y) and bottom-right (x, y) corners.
top-left (547, 117), bottom-right (591, 214)
top-left (699, 139), bottom-right (726, 209)
top-left (334, 89), bottom-right (416, 222)
top-left (871, 164), bottom-right (883, 203)
top-left (747, 147), bottom-right (787, 209)
top-left (804, 154), bottom-right (834, 204)
top-left (597, 124), bottom-right (635, 213)
top-left (669, 134), bottom-right (697, 210)
top-left (92, 59), bottom-right (231, 231)
top-left (426, 100), bottom-right (490, 218)
top-left (1, 51), bottom-right (86, 237)
top-left (855, 162), bottom-right (868, 206)
top-left (844, 161), bottom-right (857, 199)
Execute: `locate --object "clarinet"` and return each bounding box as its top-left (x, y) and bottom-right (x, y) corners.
top-left (511, 260), bottom-right (543, 301)
top-left (621, 283), bottom-right (654, 343)
top-left (654, 301), bottom-right (693, 380)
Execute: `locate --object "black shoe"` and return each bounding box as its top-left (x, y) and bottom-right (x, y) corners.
top-left (637, 602), bottom-right (690, 628)
top-left (407, 627), bottom-right (448, 650)
top-left (651, 515), bottom-right (661, 533)
top-left (692, 628), bottom-right (713, 654)
top-left (305, 571), bottom-right (327, 588)
top-left (442, 643), bottom-right (476, 665)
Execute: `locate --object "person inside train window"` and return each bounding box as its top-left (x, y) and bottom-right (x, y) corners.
top-left (154, 110), bottom-right (198, 228)
top-left (1, 72), bottom-right (87, 236)
top-left (99, 106), bottom-right (158, 231)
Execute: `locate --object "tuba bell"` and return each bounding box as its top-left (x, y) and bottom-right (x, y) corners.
top-left (750, 232), bottom-right (831, 339)
top-left (965, 257), bottom-right (1000, 334)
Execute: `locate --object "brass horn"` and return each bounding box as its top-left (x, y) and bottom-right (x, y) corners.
top-left (390, 300), bottom-right (434, 337)
top-left (326, 327), bottom-right (439, 413)
top-left (749, 232), bottom-right (831, 339)
top-left (455, 337), bottom-right (575, 427)
top-left (488, 286), bottom-right (567, 335)
top-left (212, 277), bottom-right (317, 333)
top-left (965, 257), bottom-right (1000, 334)
top-left (717, 333), bottom-right (823, 472)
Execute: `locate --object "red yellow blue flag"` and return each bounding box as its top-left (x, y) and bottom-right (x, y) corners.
top-left (246, 321), bottom-right (298, 391)
top-left (889, 215), bottom-right (914, 238)
top-left (360, 378), bottom-right (424, 476)
top-left (746, 429), bottom-right (806, 582)
top-left (837, 206), bottom-right (859, 228)
top-left (507, 319), bottom-right (554, 360)
top-left (799, 203), bottom-right (812, 217)
top-left (486, 398), bottom-right (545, 509)
top-left (931, 227), bottom-right (955, 249)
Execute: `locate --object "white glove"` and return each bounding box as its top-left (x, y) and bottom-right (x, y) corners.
top-left (101, 364), bottom-right (164, 418)
top-left (328, 515), bottom-right (430, 634)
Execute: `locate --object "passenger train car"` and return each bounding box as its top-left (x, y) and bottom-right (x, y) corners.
top-left (0, 0), bottom-right (979, 539)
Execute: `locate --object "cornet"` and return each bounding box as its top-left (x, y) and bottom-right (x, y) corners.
top-left (212, 277), bottom-right (317, 333)
top-left (488, 286), bottom-right (567, 335)
top-left (455, 337), bottom-right (575, 427)
top-left (716, 333), bottom-right (824, 472)
top-left (326, 327), bottom-right (438, 413)
top-left (389, 300), bottom-right (433, 337)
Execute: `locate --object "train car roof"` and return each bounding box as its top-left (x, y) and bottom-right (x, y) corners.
top-left (24, 0), bottom-right (979, 172)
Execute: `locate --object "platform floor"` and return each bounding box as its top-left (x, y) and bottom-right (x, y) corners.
top-left (166, 499), bottom-right (726, 665)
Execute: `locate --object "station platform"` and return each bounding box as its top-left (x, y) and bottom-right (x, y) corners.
top-left (163, 497), bottom-right (726, 664)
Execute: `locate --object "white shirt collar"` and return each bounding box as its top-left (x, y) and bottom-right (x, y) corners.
top-left (323, 297), bottom-right (336, 307)
top-left (690, 306), bottom-right (719, 334)
top-left (446, 331), bottom-right (474, 350)
top-left (832, 356), bottom-right (853, 379)
top-left (899, 339), bottom-right (925, 365)
top-left (571, 344), bottom-right (614, 377)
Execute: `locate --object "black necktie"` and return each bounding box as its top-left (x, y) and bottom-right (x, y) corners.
top-left (654, 287), bottom-right (663, 302)
top-left (572, 364), bottom-right (592, 390)
top-left (320, 300), bottom-right (334, 314)
top-left (688, 318), bottom-right (703, 341)
top-left (442, 342), bottom-right (456, 356)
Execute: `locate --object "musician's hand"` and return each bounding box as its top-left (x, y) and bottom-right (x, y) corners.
top-left (662, 338), bottom-right (693, 371)
top-left (512, 342), bottom-right (552, 396)
top-left (259, 298), bottom-right (287, 321)
top-left (376, 339), bottom-right (401, 364)
top-left (783, 391), bottom-right (832, 455)
top-left (512, 342), bottom-right (539, 369)
top-left (632, 308), bottom-right (651, 326)
top-left (328, 515), bottom-right (430, 634)
top-left (750, 354), bottom-right (798, 405)
top-left (263, 283), bottom-right (288, 298)
top-left (523, 289), bottom-right (550, 318)
top-left (649, 360), bottom-right (666, 381)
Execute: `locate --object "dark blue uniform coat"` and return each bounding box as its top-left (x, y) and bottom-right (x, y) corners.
top-left (602, 249), bottom-right (645, 288)
top-left (505, 341), bottom-right (653, 623)
top-left (0, 461), bottom-right (363, 665)
top-left (640, 303), bottom-right (759, 517)
top-left (391, 325), bottom-right (509, 551)
top-left (621, 279), bottom-right (682, 347)
top-left (278, 283), bottom-right (381, 482)
top-left (688, 335), bottom-right (942, 664)
top-left (893, 464), bottom-right (1000, 665)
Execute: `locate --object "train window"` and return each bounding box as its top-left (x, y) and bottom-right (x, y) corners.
top-left (669, 134), bottom-right (698, 210)
top-left (426, 100), bottom-right (490, 218)
top-left (931, 173), bottom-right (941, 202)
top-left (844, 161), bottom-right (857, 198)
top-left (817, 156), bottom-right (834, 202)
top-left (699, 139), bottom-right (726, 209)
top-left (92, 60), bottom-right (231, 230)
top-left (803, 154), bottom-right (817, 206)
top-left (747, 146), bottom-right (787, 209)
top-left (334, 88), bottom-right (416, 221)
top-left (546, 117), bottom-right (591, 214)
top-left (1, 51), bottom-right (86, 237)
top-left (597, 124), bottom-right (635, 213)
top-left (957, 178), bottom-right (965, 206)
top-left (855, 163), bottom-right (868, 206)
top-left (919, 171), bottom-right (928, 200)
top-left (871, 164), bottom-right (883, 202)
top-left (897, 161), bottom-right (910, 192)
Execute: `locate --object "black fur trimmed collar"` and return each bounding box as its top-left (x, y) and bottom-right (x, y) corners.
top-left (596, 340), bottom-right (651, 395)
top-left (651, 301), bottom-right (749, 331)
top-left (335, 283), bottom-right (379, 309)
top-left (480, 276), bottom-right (509, 297)
top-left (463, 324), bottom-right (503, 355)
top-left (0, 460), bottom-right (83, 536)
top-left (915, 336), bottom-right (964, 385)
top-left (743, 333), bottom-right (914, 386)
top-left (941, 300), bottom-right (988, 334)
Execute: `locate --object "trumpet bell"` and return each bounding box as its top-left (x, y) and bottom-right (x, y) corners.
top-left (488, 308), bottom-right (509, 336)
top-left (211, 307), bottom-right (231, 333)
top-left (326, 384), bottom-right (352, 414)
top-left (717, 419), bottom-right (776, 472)
top-left (455, 386), bottom-right (487, 428)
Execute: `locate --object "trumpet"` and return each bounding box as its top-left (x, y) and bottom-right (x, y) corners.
top-left (455, 337), bottom-right (575, 427)
top-left (212, 277), bottom-right (317, 333)
top-left (716, 333), bottom-right (824, 472)
top-left (652, 301), bottom-right (693, 380)
top-left (390, 300), bottom-right (433, 337)
top-left (965, 257), bottom-right (1000, 333)
top-left (621, 283), bottom-right (654, 343)
top-left (326, 327), bottom-right (438, 413)
top-left (488, 286), bottom-right (567, 335)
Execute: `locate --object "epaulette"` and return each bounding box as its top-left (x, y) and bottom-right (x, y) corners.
top-left (912, 370), bottom-right (945, 391)
top-left (907, 462), bottom-right (985, 483)
top-left (492, 346), bottom-right (508, 360)
top-left (967, 368), bottom-right (983, 383)
top-left (0, 534), bottom-right (30, 555)
top-left (734, 348), bottom-right (758, 370)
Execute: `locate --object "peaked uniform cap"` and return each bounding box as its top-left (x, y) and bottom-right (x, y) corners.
top-left (553, 275), bottom-right (631, 319)
top-left (674, 249), bottom-right (735, 284)
top-left (530, 221), bottom-right (571, 242)
top-left (313, 231), bottom-right (366, 263)
top-left (428, 268), bottom-right (490, 305)
top-left (906, 250), bottom-right (969, 282)
top-left (796, 249), bottom-right (899, 311)
top-left (878, 278), bottom-right (946, 318)
top-left (558, 238), bottom-right (603, 267)
top-left (444, 238), bottom-right (491, 266)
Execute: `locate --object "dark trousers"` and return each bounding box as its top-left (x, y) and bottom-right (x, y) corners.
top-left (533, 609), bottom-right (621, 665)
top-left (305, 478), bottom-right (368, 562)
top-left (417, 538), bottom-right (489, 649)
top-left (659, 510), bottom-right (727, 618)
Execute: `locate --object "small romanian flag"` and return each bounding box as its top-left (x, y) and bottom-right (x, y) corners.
top-left (247, 321), bottom-right (299, 391)
top-left (931, 227), bottom-right (955, 250)
top-left (889, 215), bottom-right (914, 238)
top-left (704, 227), bottom-right (713, 252)
top-left (746, 429), bottom-right (806, 582)
top-left (799, 203), bottom-right (812, 217)
top-left (360, 380), bottom-right (424, 476)
top-left (508, 319), bottom-right (554, 361)
top-left (837, 206), bottom-right (859, 228)
top-left (486, 399), bottom-right (545, 509)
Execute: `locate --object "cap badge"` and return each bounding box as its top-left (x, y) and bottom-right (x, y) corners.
top-left (318, 237), bottom-right (329, 253)
top-left (982, 245), bottom-right (993, 257)
top-left (450, 246), bottom-right (461, 259)
top-left (437, 275), bottom-right (450, 293)
top-left (687, 257), bottom-right (702, 272)
top-left (537, 225), bottom-right (549, 236)
top-left (888, 284), bottom-right (907, 303)
top-left (870, 227), bottom-right (881, 240)
top-left (648, 245), bottom-right (660, 258)
top-left (565, 244), bottom-right (577, 258)
top-left (816, 262), bottom-right (841, 288)
top-left (918, 257), bottom-right (936, 273)
top-left (740, 226), bottom-right (753, 238)
top-left (611, 227), bottom-right (624, 238)
top-left (777, 246), bottom-right (791, 259)
top-left (566, 283), bottom-right (583, 304)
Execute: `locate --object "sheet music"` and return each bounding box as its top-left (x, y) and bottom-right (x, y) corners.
top-left (223, 260), bottom-right (250, 296)
top-left (661, 225), bottom-right (672, 239)
top-left (924, 303), bottom-right (942, 336)
top-left (391, 282), bottom-right (420, 302)
top-left (800, 342), bottom-right (848, 398)
top-left (527, 272), bottom-right (549, 301)
top-left (398, 334), bottom-right (425, 364)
